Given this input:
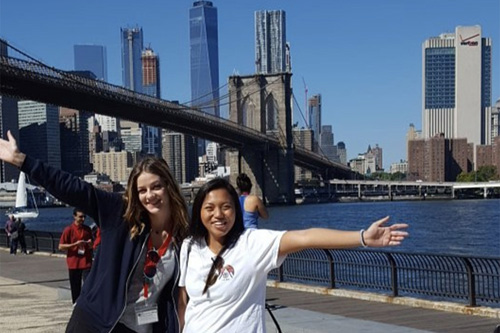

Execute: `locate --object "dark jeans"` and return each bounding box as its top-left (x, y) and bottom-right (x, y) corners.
top-left (9, 237), bottom-right (18, 254)
top-left (68, 268), bottom-right (91, 304)
top-left (18, 235), bottom-right (27, 253)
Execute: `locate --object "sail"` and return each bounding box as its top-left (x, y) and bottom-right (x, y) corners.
top-left (15, 172), bottom-right (28, 208)
top-left (11, 172), bottom-right (39, 219)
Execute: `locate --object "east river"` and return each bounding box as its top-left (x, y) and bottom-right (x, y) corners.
top-left (3, 199), bottom-right (499, 257)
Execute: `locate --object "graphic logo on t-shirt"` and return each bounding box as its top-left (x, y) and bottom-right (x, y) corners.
top-left (218, 264), bottom-right (235, 281)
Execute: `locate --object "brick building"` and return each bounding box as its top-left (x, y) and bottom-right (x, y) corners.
top-left (477, 136), bottom-right (500, 177)
top-left (408, 135), bottom-right (472, 182)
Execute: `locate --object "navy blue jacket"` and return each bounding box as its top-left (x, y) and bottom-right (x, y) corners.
top-left (21, 156), bottom-right (180, 333)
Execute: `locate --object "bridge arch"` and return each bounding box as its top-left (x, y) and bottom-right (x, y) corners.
top-left (228, 72), bottom-right (295, 204)
top-left (241, 96), bottom-right (256, 128)
top-left (265, 93), bottom-right (278, 131)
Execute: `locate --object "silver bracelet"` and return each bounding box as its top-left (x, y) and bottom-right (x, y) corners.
top-left (360, 229), bottom-right (368, 248)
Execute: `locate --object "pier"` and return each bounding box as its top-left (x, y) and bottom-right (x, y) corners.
top-left (295, 180), bottom-right (500, 203)
top-left (1, 247), bottom-right (499, 332)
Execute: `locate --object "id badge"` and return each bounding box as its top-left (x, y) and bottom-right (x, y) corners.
top-left (78, 247), bottom-right (85, 256)
top-left (135, 303), bottom-right (159, 325)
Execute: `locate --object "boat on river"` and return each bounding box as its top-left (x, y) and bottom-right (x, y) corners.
top-left (6, 172), bottom-right (39, 219)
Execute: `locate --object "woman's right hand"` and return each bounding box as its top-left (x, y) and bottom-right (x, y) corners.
top-left (0, 130), bottom-right (26, 167)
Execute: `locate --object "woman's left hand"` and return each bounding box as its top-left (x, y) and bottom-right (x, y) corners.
top-left (364, 216), bottom-right (409, 247)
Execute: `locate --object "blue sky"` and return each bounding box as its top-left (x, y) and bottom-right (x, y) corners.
top-left (1, 0), bottom-right (499, 169)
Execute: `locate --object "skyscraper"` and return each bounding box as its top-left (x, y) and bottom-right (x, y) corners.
top-left (422, 26), bottom-right (492, 152)
top-left (74, 45), bottom-right (108, 81)
top-left (308, 94), bottom-right (321, 151)
top-left (319, 125), bottom-right (339, 163)
top-left (18, 101), bottom-right (61, 169)
top-left (141, 47), bottom-right (161, 156)
top-left (142, 47), bottom-right (161, 98)
top-left (60, 106), bottom-right (91, 177)
top-left (255, 10), bottom-right (286, 74)
top-left (120, 27), bottom-right (162, 157)
top-left (337, 141), bottom-right (347, 165)
top-left (190, 1), bottom-right (220, 117)
top-left (74, 45), bottom-right (119, 139)
top-left (121, 27), bottom-right (144, 93)
top-left (190, 1), bottom-right (219, 157)
top-left (162, 130), bottom-right (198, 184)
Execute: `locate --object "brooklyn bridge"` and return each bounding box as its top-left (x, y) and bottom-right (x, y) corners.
top-left (0, 53), bottom-right (354, 203)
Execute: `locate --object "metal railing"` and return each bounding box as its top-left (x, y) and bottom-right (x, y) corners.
top-left (1, 229), bottom-right (498, 308)
top-left (270, 249), bottom-right (500, 308)
top-left (0, 230), bottom-right (62, 253)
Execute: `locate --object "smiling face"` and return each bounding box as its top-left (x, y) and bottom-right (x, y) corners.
top-left (136, 171), bottom-right (171, 220)
top-left (201, 188), bottom-right (236, 246)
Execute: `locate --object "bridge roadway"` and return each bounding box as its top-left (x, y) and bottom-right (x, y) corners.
top-left (0, 55), bottom-right (352, 178)
top-left (0, 249), bottom-right (498, 332)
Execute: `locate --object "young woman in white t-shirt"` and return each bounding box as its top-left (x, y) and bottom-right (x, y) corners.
top-left (178, 178), bottom-right (409, 333)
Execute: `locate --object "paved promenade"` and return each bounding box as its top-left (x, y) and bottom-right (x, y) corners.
top-left (0, 249), bottom-right (499, 332)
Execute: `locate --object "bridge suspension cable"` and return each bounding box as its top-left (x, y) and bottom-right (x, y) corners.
top-left (178, 77), bottom-right (283, 113)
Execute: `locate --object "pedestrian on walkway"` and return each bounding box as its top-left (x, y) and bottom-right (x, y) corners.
top-left (178, 178), bottom-right (409, 332)
top-left (5, 214), bottom-right (17, 255)
top-left (58, 208), bottom-right (93, 303)
top-left (16, 218), bottom-right (27, 254)
top-left (0, 130), bottom-right (190, 333)
top-left (236, 173), bottom-right (268, 229)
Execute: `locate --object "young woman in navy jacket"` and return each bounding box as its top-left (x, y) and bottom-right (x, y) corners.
top-left (0, 131), bottom-right (189, 333)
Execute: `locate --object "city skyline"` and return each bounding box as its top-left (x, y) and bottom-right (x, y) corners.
top-left (0, 0), bottom-right (498, 169)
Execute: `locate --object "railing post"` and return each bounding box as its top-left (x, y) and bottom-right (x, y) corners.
top-left (323, 249), bottom-right (335, 289)
top-left (462, 258), bottom-right (477, 307)
top-left (49, 232), bottom-right (56, 253)
top-left (278, 265), bottom-right (284, 282)
top-left (33, 231), bottom-right (39, 251)
top-left (386, 253), bottom-right (398, 297)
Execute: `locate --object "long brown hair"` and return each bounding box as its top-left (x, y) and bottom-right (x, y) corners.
top-left (123, 156), bottom-right (189, 243)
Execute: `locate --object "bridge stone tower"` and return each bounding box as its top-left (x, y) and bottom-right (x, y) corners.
top-left (227, 73), bottom-right (295, 204)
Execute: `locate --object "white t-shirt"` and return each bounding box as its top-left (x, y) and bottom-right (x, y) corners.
top-left (179, 229), bottom-right (286, 333)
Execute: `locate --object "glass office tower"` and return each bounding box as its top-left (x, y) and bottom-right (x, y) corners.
top-left (74, 45), bottom-right (108, 81)
top-left (255, 10), bottom-right (286, 74)
top-left (189, 1), bottom-right (220, 117)
top-left (422, 25), bottom-right (492, 148)
top-left (74, 44), bottom-right (118, 133)
top-left (121, 27), bottom-right (144, 93)
top-left (190, 1), bottom-right (220, 156)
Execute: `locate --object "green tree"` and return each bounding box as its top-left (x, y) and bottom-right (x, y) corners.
top-left (456, 165), bottom-right (498, 182)
top-left (476, 165), bottom-right (498, 181)
top-left (456, 171), bottom-right (473, 182)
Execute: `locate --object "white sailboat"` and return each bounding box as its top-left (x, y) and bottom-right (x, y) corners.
top-left (11, 172), bottom-right (39, 219)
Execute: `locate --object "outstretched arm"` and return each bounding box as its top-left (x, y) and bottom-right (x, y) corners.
top-left (255, 196), bottom-right (269, 219)
top-left (279, 216), bottom-right (408, 257)
top-left (0, 131), bottom-right (26, 168)
top-left (0, 131), bottom-right (119, 225)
